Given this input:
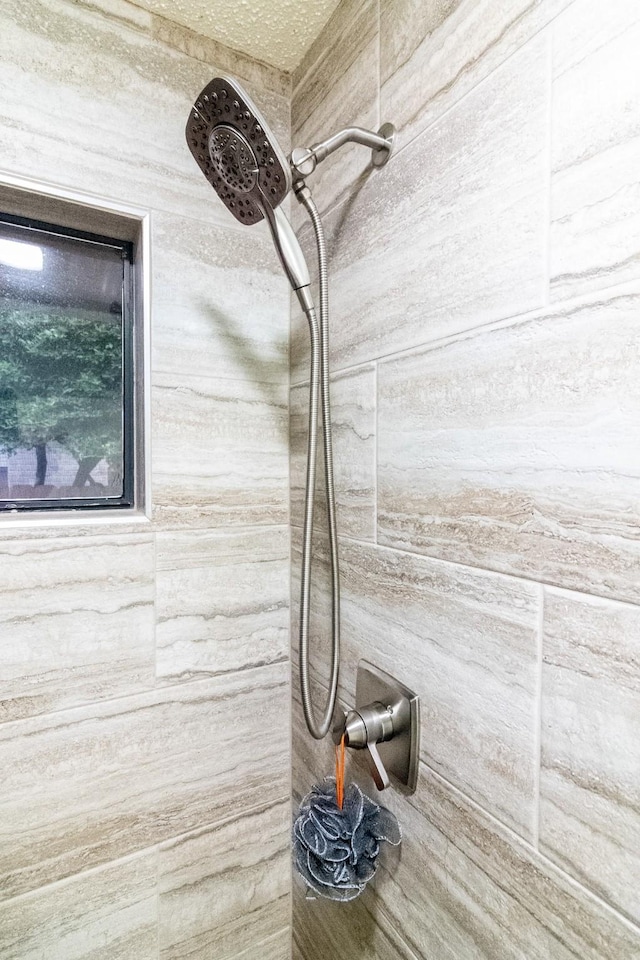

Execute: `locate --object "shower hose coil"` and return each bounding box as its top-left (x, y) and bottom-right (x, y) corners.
top-left (297, 187), bottom-right (340, 740)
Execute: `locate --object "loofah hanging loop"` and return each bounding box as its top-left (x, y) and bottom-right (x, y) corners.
top-left (293, 778), bottom-right (401, 902)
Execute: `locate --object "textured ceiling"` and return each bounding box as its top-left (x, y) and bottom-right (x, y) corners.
top-left (132, 0), bottom-right (343, 72)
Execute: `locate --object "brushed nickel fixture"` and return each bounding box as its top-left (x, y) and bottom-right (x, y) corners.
top-left (186, 76), bottom-right (396, 741)
top-left (334, 661), bottom-right (420, 794)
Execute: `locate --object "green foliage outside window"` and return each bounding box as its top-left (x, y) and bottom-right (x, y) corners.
top-left (0, 303), bottom-right (123, 489)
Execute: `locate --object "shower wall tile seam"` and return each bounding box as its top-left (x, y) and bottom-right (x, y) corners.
top-left (155, 844), bottom-right (160, 960)
top-left (291, 4), bottom-right (575, 205)
top-left (290, 274), bottom-right (640, 389)
top-left (0, 794), bottom-right (290, 906)
top-left (294, 665), bottom-right (640, 943)
top-left (295, 663), bottom-right (640, 939)
top-left (0, 846), bottom-right (159, 907)
top-left (0, 660), bottom-right (289, 731)
top-left (373, 359), bottom-right (379, 545)
top-left (297, 669), bottom-right (536, 849)
top-left (415, 762), bottom-right (640, 941)
top-left (375, 0), bottom-right (381, 129)
top-left (543, 16), bottom-right (554, 306)
top-left (156, 794), bottom-right (291, 848)
top-left (151, 368), bottom-right (290, 389)
top-left (532, 582), bottom-right (544, 849)
top-left (289, 528), bottom-right (640, 613)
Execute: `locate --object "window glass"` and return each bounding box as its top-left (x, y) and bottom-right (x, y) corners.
top-left (0, 215), bottom-right (133, 510)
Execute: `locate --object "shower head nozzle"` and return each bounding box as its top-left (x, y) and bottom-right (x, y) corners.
top-left (185, 75), bottom-right (291, 226)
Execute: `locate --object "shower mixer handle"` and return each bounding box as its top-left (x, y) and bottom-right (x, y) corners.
top-left (333, 661), bottom-right (420, 794)
top-left (342, 701), bottom-right (396, 790)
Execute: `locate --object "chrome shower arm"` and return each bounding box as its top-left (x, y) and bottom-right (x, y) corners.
top-left (290, 123), bottom-right (395, 177)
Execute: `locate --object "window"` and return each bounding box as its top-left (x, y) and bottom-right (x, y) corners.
top-left (0, 213), bottom-right (136, 512)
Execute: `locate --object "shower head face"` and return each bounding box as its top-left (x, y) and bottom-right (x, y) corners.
top-left (186, 76), bottom-right (291, 225)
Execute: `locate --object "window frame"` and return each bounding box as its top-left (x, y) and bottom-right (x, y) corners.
top-left (0, 212), bottom-right (137, 514)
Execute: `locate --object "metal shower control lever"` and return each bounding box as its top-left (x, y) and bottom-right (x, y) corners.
top-left (333, 662), bottom-right (420, 794)
top-left (342, 701), bottom-right (397, 790)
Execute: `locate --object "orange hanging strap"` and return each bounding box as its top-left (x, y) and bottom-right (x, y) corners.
top-left (335, 733), bottom-right (346, 810)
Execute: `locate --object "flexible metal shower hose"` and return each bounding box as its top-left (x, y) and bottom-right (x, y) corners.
top-left (297, 187), bottom-right (340, 740)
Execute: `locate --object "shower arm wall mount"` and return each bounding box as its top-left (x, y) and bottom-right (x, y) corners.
top-left (290, 123), bottom-right (396, 179)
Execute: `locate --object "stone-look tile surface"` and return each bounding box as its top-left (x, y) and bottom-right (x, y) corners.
top-left (291, 36), bottom-right (549, 380)
top-left (291, 0), bottom-right (378, 227)
top-left (540, 588), bottom-right (640, 924)
top-left (0, 0), bottom-right (288, 227)
top-left (0, 534), bottom-right (155, 724)
top-left (0, 662), bottom-right (288, 900)
top-left (0, 0), bottom-right (292, 954)
top-left (290, 365), bottom-right (376, 540)
top-left (152, 211), bottom-right (289, 384)
top-left (156, 526), bottom-right (289, 681)
top-left (293, 887), bottom-right (418, 960)
top-left (378, 287), bottom-right (640, 604)
top-left (380, 0), bottom-right (573, 152)
top-left (0, 851), bottom-right (158, 960)
top-left (153, 372), bottom-right (288, 528)
top-left (292, 709), bottom-right (640, 960)
top-left (294, 538), bottom-right (540, 838)
top-left (159, 801), bottom-right (290, 959)
top-left (550, 0), bottom-right (640, 300)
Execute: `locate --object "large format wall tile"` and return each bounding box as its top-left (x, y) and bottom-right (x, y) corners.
top-left (0, 1), bottom-right (287, 227)
top-left (378, 287), bottom-right (640, 604)
top-left (0, 534), bottom-right (155, 724)
top-left (294, 538), bottom-right (540, 838)
top-left (0, 662), bottom-right (288, 900)
top-left (291, 36), bottom-right (549, 380)
top-left (0, 0), bottom-right (211, 224)
top-left (156, 526), bottom-right (289, 681)
top-left (291, 0), bottom-right (378, 226)
top-left (540, 588), bottom-right (640, 924)
top-left (290, 365), bottom-right (376, 541)
top-left (550, 0), bottom-right (640, 300)
top-left (152, 210), bottom-right (289, 384)
top-left (159, 801), bottom-right (290, 960)
top-left (292, 719), bottom-right (640, 960)
top-left (293, 885), bottom-right (418, 960)
top-left (153, 372), bottom-right (288, 528)
top-left (0, 851), bottom-right (158, 960)
top-left (380, 0), bottom-right (573, 152)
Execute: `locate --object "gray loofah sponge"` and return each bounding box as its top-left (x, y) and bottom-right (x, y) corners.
top-left (293, 778), bottom-right (401, 902)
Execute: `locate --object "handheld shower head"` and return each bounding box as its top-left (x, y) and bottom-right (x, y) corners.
top-left (186, 76), bottom-right (291, 224)
top-left (186, 76), bottom-right (311, 299)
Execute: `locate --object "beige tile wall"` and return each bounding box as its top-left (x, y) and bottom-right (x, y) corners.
top-left (290, 0), bottom-right (640, 957)
top-left (0, 0), bottom-right (291, 956)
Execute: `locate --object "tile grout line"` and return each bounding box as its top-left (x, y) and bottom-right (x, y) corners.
top-left (532, 582), bottom-right (545, 849)
top-left (297, 0), bottom-right (581, 230)
top-left (373, 359), bottom-right (379, 545)
top-left (376, 0), bottom-right (381, 130)
top-left (291, 528), bottom-right (640, 611)
top-left (0, 659), bottom-right (289, 731)
top-left (0, 795), bottom-right (291, 909)
top-left (423, 762), bottom-right (640, 938)
top-left (156, 840), bottom-right (161, 960)
top-left (290, 273), bottom-right (640, 389)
